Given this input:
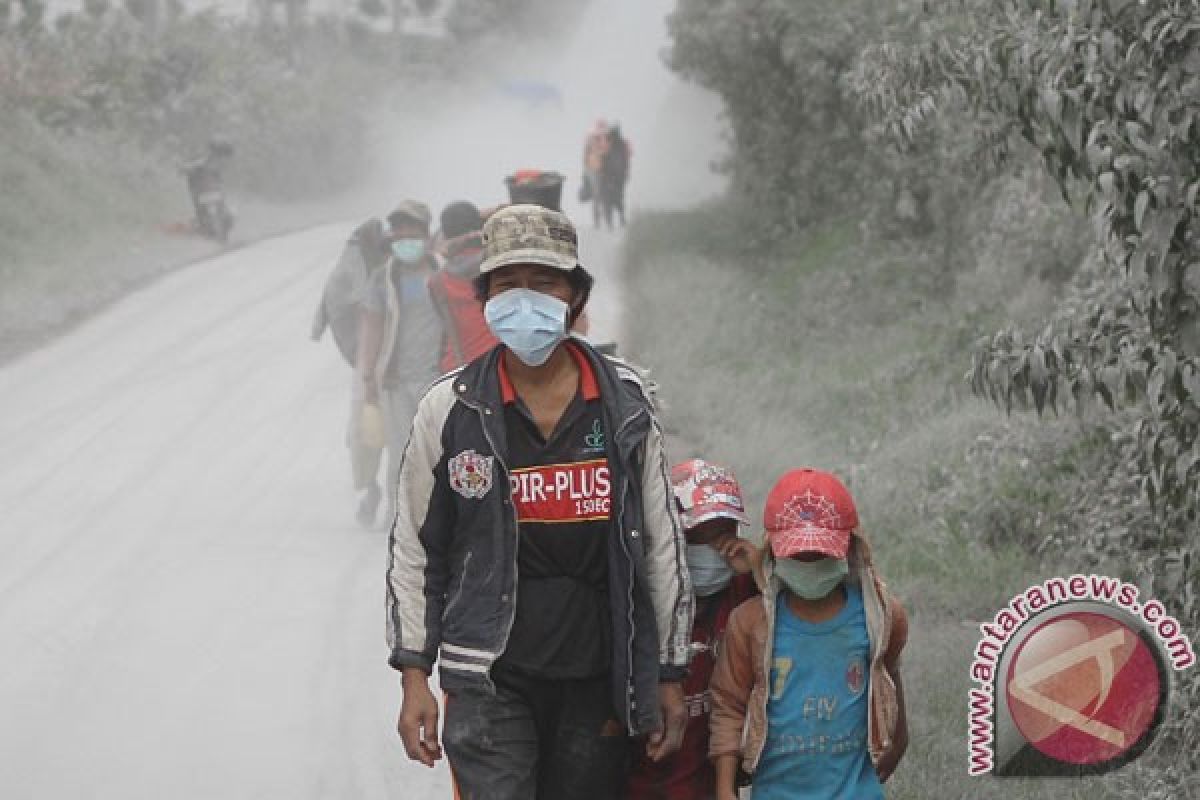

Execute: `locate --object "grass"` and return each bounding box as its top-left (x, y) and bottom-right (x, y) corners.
top-left (619, 203), bottom-right (1169, 798)
top-left (0, 112), bottom-right (193, 353)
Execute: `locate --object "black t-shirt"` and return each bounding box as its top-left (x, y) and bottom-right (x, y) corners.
top-left (495, 347), bottom-right (612, 679)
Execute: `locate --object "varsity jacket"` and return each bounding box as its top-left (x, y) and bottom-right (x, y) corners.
top-left (708, 535), bottom-right (908, 774)
top-left (386, 340), bottom-right (694, 735)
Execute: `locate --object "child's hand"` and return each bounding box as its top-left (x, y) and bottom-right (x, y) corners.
top-left (716, 537), bottom-right (760, 577)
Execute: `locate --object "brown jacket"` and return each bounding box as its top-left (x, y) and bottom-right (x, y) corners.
top-left (708, 536), bottom-right (908, 775)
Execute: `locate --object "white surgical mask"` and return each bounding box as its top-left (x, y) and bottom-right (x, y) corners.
top-left (390, 238), bottom-right (426, 263)
top-left (484, 288), bottom-right (569, 367)
top-left (686, 544), bottom-right (735, 597)
top-left (774, 557), bottom-right (848, 599)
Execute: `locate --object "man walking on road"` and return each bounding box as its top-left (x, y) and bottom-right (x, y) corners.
top-left (311, 217), bottom-right (392, 526)
top-left (386, 204), bottom-right (693, 799)
top-left (356, 200), bottom-right (441, 525)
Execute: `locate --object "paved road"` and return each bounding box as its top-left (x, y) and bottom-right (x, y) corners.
top-left (0, 223), bottom-right (628, 799)
top-left (0, 0), bottom-right (723, 791)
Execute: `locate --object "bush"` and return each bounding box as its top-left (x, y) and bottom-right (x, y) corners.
top-left (860, 0), bottom-right (1200, 782)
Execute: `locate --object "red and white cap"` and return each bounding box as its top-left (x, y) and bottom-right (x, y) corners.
top-left (670, 459), bottom-right (750, 531)
top-left (763, 468), bottom-right (858, 560)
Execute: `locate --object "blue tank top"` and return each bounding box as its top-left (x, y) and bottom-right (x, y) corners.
top-left (751, 584), bottom-right (883, 800)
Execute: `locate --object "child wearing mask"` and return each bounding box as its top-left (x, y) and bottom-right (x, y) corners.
top-left (709, 469), bottom-right (908, 800)
top-left (628, 459), bottom-right (763, 800)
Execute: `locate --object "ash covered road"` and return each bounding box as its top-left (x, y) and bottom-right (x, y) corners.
top-left (0, 2), bottom-right (723, 795)
top-left (0, 224), bottom-right (627, 799)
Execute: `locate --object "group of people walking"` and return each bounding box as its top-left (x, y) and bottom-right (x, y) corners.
top-left (316, 181), bottom-right (909, 798)
top-left (312, 198), bottom-right (502, 526)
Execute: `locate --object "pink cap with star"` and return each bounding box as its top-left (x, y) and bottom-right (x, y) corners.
top-left (763, 468), bottom-right (858, 560)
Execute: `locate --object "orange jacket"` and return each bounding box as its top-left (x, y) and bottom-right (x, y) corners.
top-left (584, 131), bottom-right (610, 173)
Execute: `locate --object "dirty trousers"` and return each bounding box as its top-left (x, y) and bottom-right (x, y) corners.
top-left (347, 376), bottom-right (382, 491)
top-left (380, 381), bottom-right (422, 507)
top-left (443, 668), bottom-right (630, 800)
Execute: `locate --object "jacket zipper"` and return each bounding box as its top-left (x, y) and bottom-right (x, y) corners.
top-left (459, 395), bottom-right (521, 670)
top-left (613, 405), bottom-right (646, 725)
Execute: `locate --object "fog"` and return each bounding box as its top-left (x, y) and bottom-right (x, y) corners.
top-left (0, 2), bottom-right (723, 798)
top-left (366, 0), bottom-right (725, 218)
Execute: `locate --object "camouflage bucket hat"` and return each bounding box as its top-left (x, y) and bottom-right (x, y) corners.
top-left (387, 199), bottom-right (432, 230)
top-left (479, 203), bottom-right (579, 274)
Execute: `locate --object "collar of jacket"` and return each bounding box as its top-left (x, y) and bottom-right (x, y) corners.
top-left (451, 339), bottom-right (653, 459)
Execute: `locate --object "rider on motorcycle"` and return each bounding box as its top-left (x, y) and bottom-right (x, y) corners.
top-left (183, 138), bottom-right (235, 240)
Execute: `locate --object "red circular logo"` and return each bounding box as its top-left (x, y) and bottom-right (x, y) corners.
top-left (1005, 611), bottom-right (1162, 765)
top-left (846, 659), bottom-right (865, 695)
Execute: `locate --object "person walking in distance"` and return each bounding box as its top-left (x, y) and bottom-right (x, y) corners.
top-left (356, 200), bottom-right (441, 523)
top-left (311, 217), bottom-right (391, 526)
top-left (601, 124), bottom-right (632, 229)
top-left (427, 201), bottom-right (498, 373)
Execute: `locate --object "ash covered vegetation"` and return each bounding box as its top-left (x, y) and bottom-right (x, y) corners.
top-left (0, 0), bottom-right (585, 355)
top-left (644, 0), bottom-right (1197, 794)
top-left (2, 0), bottom-right (1197, 794)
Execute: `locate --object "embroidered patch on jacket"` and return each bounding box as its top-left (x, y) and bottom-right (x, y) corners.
top-left (449, 450), bottom-right (494, 499)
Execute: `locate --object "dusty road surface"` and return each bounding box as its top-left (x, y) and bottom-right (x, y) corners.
top-left (0, 223), bottom-right (630, 799)
top-left (0, 1), bottom-right (723, 795)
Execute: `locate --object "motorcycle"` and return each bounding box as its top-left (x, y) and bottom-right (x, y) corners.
top-left (183, 146), bottom-right (235, 244)
top-left (193, 185), bottom-right (234, 244)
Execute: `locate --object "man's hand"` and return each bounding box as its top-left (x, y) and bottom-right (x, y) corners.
top-left (397, 668), bottom-right (442, 767)
top-left (645, 681), bottom-right (687, 762)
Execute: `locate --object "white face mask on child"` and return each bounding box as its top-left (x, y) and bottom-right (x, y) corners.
top-left (686, 544), bottom-right (735, 597)
top-left (774, 557), bottom-right (848, 599)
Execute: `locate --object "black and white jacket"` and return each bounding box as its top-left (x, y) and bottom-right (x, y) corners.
top-left (386, 340), bottom-right (693, 735)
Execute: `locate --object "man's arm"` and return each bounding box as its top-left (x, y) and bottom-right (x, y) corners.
top-left (639, 416), bottom-right (694, 676)
top-left (386, 387), bottom-right (455, 670)
top-left (637, 414), bottom-right (693, 759)
top-left (356, 267), bottom-right (387, 401)
top-left (387, 384), bottom-right (458, 765)
top-left (356, 308), bottom-right (384, 402)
